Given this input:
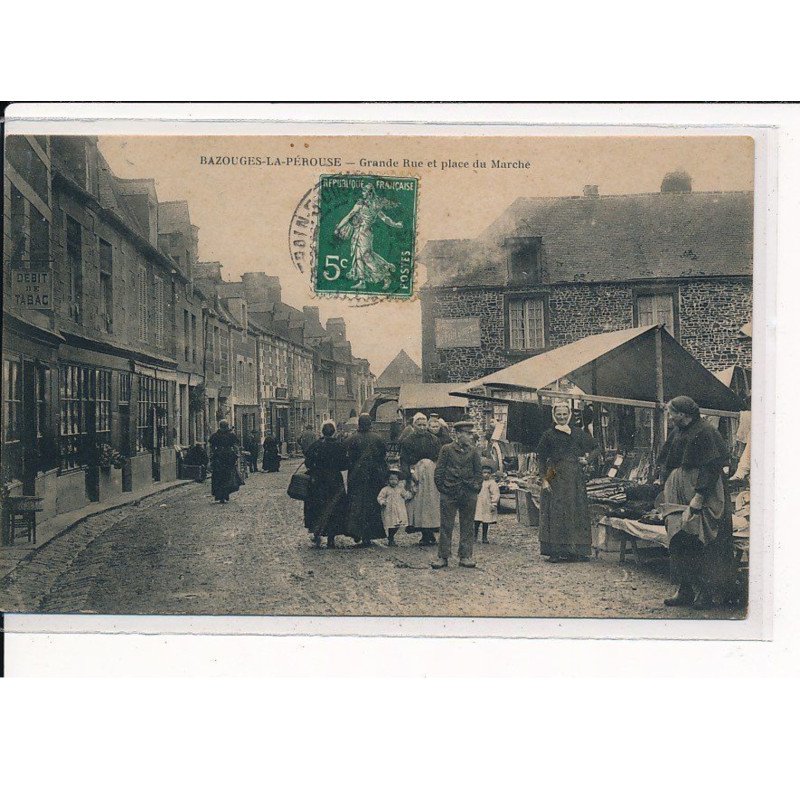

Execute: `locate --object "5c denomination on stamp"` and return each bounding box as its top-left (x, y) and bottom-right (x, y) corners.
top-left (314, 174), bottom-right (418, 299)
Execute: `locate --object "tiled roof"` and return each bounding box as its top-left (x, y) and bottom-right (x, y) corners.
top-left (421, 191), bottom-right (754, 287)
top-left (376, 349), bottom-right (422, 387)
top-left (158, 200), bottom-right (191, 234)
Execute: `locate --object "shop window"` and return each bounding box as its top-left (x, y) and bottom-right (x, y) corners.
top-left (137, 376), bottom-right (169, 452)
top-left (59, 365), bottom-right (112, 470)
top-left (2, 359), bottom-right (23, 444)
top-left (119, 372), bottom-right (131, 405)
top-left (508, 297), bottom-right (546, 351)
top-left (66, 216), bottom-right (83, 321)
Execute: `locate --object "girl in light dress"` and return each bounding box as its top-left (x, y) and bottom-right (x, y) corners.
top-left (377, 466), bottom-right (414, 547)
top-left (474, 464), bottom-right (500, 543)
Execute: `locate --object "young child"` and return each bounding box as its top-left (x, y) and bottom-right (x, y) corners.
top-left (474, 464), bottom-right (500, 543)
top-left (377, 466), bottom-right (413, 546)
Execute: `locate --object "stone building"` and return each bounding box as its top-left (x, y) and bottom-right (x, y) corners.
top-left (157, 200), bottom-right (203, 447)
top-left (419, 178), bottom-right (753, 383)
top-left (2, 134), bottom-right (375, 525)
top-left (2, 135), bottom-right (192, 520)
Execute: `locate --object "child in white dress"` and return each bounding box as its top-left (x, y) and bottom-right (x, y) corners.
top-left (474, 464), bottom-right (500, 543)
top-left (377, 467), bottom-right (413, 546)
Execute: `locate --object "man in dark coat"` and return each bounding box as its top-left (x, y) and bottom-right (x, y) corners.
top-left (245, 429), bottom-right (261, 472)
top-left (262, 432), bottom-right (281, 472)
top-left (346, 414), bottom-right (388, 546)
top-left (657, 395), bottom-right (734, 610)
top-left (431, 420), bottom-right (483, 569)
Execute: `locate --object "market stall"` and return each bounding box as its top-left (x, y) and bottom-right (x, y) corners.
top-left (397, 383), bottom-right (470, 424)
top-left (451, 324), bottom-right (745, 560)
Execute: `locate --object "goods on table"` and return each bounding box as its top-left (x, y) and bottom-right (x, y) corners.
top-left (585, 477), bottom-right (628, 505)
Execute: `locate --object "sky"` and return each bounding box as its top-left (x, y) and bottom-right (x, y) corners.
top-left (98, 135), bottom-right (754, 375)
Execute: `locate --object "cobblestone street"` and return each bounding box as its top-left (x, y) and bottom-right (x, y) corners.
top-left (1, 461), bottom-right (744, 619)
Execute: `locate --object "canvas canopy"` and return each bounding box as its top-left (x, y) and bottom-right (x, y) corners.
top-left (455, 325), bottom-right (741, 413)
top-left (398, 383), bottom-right (470, 411)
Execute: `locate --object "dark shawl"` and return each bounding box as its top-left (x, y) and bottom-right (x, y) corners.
top-left (399, 430), bottom-right (441, 477)
top-left (345, 430), bottom-right (388, 539)
top-left (303, 437), bottom-right (350, 537)
top-left (657, 418), bottom-right (729, 498)
top-left (536, 426), bottom-right (596, 468)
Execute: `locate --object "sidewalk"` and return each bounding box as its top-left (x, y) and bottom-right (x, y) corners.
top-left (0, 478), bottom-right (193, 581)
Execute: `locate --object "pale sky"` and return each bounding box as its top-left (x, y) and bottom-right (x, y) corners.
top-left (99, 135), bottom-right (754, 375)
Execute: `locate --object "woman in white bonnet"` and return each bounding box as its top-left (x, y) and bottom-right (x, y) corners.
top-left (536, 402), bottom-right (599, 562)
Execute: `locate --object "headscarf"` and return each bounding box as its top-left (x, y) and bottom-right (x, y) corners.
top-left (552, 402), bottom-right (572, 435)
top-left (668, 395), bottom-right (701, 421)
top-left (412, 412), bottom-right (428, 425)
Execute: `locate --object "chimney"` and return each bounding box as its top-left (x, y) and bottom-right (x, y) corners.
top-left (194, 262), bottom-right (223, 284)
top-left (661, 170), bottom-right (692, 193)
top-left (326, 317), bottom-right (347, 341)
top-left (583, 185), bottom-right (599, 197)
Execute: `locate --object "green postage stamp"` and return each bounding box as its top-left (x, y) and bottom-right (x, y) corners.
top-left (315, 174), bottom-right (418, 298)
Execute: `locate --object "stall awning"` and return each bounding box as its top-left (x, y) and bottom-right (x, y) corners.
top-left (398, 383), bottom-right (470, 410)
top-left (455, 325), bottom-right (741, 412)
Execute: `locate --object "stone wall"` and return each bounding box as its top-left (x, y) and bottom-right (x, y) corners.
top-left (548, 284), bottom-right (634, 347)
top-left (421, 278), bottom-right (752, 382)
top-left (421, 286), bottom-right (508, 382)
top-left (679, 280), bottom-right (752, 370)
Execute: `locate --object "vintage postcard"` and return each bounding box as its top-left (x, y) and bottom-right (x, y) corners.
top-left (0, 117), bottom-right (764, 630)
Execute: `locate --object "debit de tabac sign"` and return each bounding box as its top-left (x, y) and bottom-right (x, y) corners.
top-left (11, 270), bottom-right (51, 310)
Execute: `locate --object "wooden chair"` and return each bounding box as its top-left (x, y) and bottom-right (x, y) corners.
top-left (4, 496), bottom-right (43, 545)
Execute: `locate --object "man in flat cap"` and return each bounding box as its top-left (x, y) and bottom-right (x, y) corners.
top-left (432, 419), bottom-right (483, 569)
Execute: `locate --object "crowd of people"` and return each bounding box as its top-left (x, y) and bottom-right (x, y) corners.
top-left (301, 412), bottom-right (488, 568)
top-left (201, 392), bottom-right (736, 609)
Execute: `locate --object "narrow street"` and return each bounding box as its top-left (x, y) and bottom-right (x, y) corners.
top-left (1, 462), bottom-right (744, 619)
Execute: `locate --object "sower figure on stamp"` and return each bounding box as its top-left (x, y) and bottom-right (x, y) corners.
top-left (657, 396), bottom-right (735, 610)
top-left (334, 184), bottom-right (403, 290)
top-left (431, 420), bottom-right (483, 569)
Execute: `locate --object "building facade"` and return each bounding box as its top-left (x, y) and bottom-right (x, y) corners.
top-left (419, 179), bottom-right (753, 383)
top-left (2, 134), bottom-right (374, 522)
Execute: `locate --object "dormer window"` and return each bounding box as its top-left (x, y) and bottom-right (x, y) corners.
top-left (505, 236), bottom-right (542, 284)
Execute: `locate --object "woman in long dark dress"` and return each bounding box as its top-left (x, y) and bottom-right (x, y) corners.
top-left (262, 433), bottom-right (281, 473)
top-left (536, 403), bottom-right (599, 562)
top-left (346, 414), bottom-right (388, 547)
top-left (209, 420), bottom-right (240, 503)
top-left (656, 395), bottom-right (734, 609)
top-left (304, 421), bottom-right (350, 548)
